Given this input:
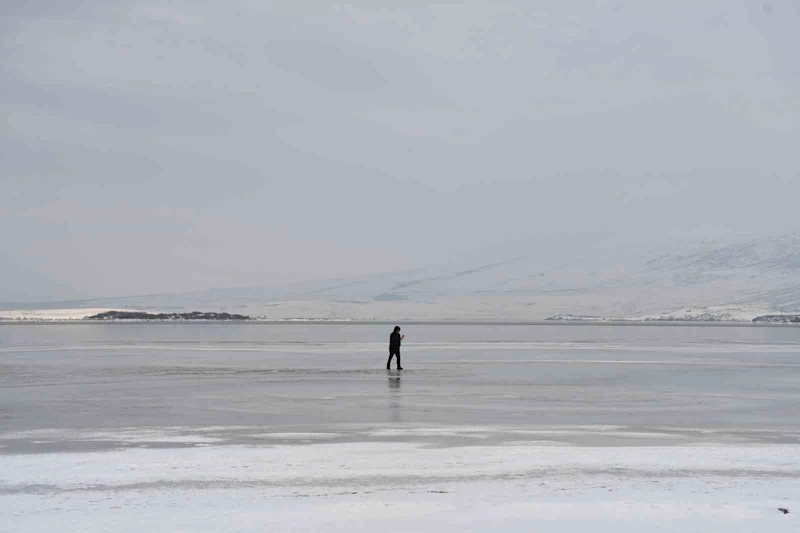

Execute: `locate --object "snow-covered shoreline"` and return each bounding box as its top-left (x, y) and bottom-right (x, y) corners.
top-left (2, 426), bottom-right (797, 532)
top-left (1, 302), bottom-right (796, 323)
top-left (0, 308), bottom-right (123, 321)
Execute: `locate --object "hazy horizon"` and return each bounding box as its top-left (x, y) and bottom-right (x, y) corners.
top-left (0, 230), bottom-right (796, 306)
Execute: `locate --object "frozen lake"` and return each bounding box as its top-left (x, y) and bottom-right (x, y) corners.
top-left (2, 322), bottom-right (800, 444)
top-left (2, 323), bottom-right (799, 531)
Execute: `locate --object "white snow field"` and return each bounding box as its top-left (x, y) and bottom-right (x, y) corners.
top-left (2, 431), bottom-right (798, 533)
top-left (1, 323), bottom-right (798, 531)
top-left (0, 308), bottom-right (120, 321)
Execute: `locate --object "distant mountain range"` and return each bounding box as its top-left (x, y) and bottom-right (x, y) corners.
top-left (3, 233), bottom-right (800, 322)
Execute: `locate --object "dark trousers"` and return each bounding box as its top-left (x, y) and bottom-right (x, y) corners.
top-left (387, 350), bottom-right (401, 369)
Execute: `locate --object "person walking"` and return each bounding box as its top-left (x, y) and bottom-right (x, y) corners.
top-left (387, 326), bottom-right (404, 370)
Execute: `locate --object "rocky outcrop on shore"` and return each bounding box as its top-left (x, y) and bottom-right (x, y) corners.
top-left (751, 315), bottom-right (800, 324)
top-left (85, 311), bottom-right (250, 321)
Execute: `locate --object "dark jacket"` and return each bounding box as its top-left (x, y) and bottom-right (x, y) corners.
top-left (389, 331), bottom-right (402, 352)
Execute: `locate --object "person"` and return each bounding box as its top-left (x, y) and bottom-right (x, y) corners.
top-left (387, 326), bottom-right (404, 370)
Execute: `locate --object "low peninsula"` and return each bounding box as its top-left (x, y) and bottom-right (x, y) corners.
top-left (85, 311), bottom-right (251, 321)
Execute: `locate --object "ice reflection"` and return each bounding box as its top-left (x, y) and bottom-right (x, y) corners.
top-left (388, 374), bottom-right (402, 423)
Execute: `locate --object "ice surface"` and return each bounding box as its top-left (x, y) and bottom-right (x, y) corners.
top-left (1, 323), bottom-right (799, 531)
top-left (2, 323), bottom-right (799, 435)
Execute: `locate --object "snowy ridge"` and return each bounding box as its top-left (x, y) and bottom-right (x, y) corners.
top-left (4, 234), bottom-right (800, 321)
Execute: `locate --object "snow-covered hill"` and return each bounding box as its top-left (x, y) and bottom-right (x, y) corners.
top-left (5, 234), bottom-right (800, 321)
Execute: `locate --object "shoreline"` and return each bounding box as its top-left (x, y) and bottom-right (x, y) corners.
top-left (2, 319), bottom-right (799, 327)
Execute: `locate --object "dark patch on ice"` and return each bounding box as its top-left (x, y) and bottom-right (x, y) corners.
top-left (374, 293), bottom-right (407, 302)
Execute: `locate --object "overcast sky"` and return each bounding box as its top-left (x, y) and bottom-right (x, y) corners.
top-left (2, 1), bottom-right (798, 302)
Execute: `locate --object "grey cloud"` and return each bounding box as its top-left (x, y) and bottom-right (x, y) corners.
top-left (1, 0), bottom-right (798, 302)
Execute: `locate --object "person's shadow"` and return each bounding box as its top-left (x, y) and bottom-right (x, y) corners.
top-left (388, 374), bottom-right (402, 423)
